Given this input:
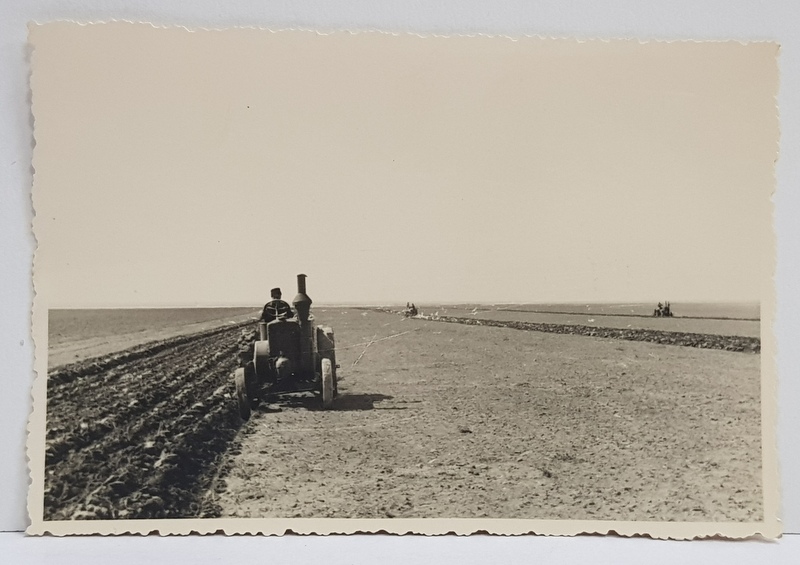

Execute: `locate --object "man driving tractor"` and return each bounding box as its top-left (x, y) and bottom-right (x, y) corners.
top-left (233, 274), bottom-right (338, 418)
top-left (238, 286), bottom-right (295, 366)
top-left (261, 287), bottom-right (294, 323)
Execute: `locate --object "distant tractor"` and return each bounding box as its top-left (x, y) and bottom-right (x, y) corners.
top-left (653, 301), bottom-right (674, 318)
top-left (233, 274), bottom-right (338, 420)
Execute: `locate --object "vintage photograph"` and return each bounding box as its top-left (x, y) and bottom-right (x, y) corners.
top-left (28, 23), bottom-right (779, 537)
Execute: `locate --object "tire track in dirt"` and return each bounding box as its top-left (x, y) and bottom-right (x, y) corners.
top-left (44, 320), bottom-right (255, 521)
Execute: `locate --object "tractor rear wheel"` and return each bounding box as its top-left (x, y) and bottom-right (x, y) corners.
top-left (245, 362), bottom-right (260, 407)
top-left (321, 358), bottom-right (334, 410)
top-left (317, 327), bottom-right (338, 397)
top-left (234, 368), bottom-right (251, 421)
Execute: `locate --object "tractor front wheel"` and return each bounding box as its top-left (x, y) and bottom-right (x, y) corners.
top-left (234, 368), bottom-right (251, 421)
top-left (321, 358), bottom-right (334, 410)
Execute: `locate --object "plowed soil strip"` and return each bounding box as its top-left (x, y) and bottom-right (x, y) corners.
top-left (497, 308), bottom-right (759, 322)
top-left (374, 310), bottom-right (760, 353)
top-left (44, 321), bottom-right (254, 521)
top-left (48, 321), bottom-right (252, 386)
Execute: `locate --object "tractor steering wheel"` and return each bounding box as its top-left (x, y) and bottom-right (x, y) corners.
top-left (263, 301), bottom-right (290, 321)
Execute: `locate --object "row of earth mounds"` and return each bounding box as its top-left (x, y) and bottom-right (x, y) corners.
top-left (43, 321), bottom-right (258, 521)
top-left (48, 319), bottom-right (255, 386)
top-left (373, 309), bottom-right (760, 353)
top-left (497, 307), bottom-right (760, 322)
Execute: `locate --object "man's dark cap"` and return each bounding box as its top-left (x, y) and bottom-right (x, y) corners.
top-left (271, 287), bottom-right (281, 295)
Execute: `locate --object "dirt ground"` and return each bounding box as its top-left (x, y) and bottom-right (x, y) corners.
top-left (207, 309), bottom-right (762, 522)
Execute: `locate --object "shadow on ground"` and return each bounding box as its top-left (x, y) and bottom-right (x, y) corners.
top-left (257, 393), bottom-right (396, 412)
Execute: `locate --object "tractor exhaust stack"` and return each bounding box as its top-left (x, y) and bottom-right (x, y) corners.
top-left (293, 273), bottom-right (312, 323)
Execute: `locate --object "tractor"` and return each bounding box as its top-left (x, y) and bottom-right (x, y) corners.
top-left (403, 302), bottom-right (418, 318)
top-left (233, 274), bottom-right (338, 420)
top-left (653, 301), bottom-right (674, 318)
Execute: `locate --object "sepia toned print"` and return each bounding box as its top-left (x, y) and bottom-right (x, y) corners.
top-left (28, 23), bottom-right (779, 538)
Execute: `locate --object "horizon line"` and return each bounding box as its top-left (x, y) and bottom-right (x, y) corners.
top-left (47, 299), bottom-right (762, 310)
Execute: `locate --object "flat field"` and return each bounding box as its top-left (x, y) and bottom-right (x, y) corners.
top-left (44, 307), bottom-right (762, 522)
top-left (416, 304), bottom-right (760, 338)
top-left (477, 302), bottom-right (760, 319)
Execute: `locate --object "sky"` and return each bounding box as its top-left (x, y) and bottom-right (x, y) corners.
top-left (31, 24), bottom-right (778, 307)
